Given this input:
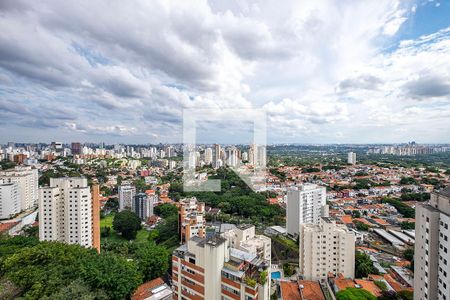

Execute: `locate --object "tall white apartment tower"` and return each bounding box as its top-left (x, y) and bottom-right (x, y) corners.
top-left (118, 182), bottom-right (136, 211)
top-left (204, 147), bottom-right (213, 165)
top-left (347, 152), bottom-right (356, 165)
top-left (286, 184), bottom-right (327, 236)
top-left (299, 217), bottom-right (355, 280)
top-left (0, 166), bottom-right (38, 210)
top-left (414, 187), bottom-right (450, 300)
top-left (0, 180), bottom-right (20, 219)
top-left (39, 177), bottom-right (92, 248)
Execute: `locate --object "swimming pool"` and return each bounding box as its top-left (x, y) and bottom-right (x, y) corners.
top-left (271, 271), bottom-right (281, 280)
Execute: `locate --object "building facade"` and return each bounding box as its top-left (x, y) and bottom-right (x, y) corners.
top-left (286, 184), bottom-right (327, 236)
top-left (133, 192), bottom-right (155, 220)
top-left (0, 166), bottom-right (38, 211)
top-left (299, 217), bottom-right (355, 281)
top-left (172, 225), bottom-right (271, 300)
top-left (39, 177), bottom-right (97, 249)
top-left (119, 182), bottom-right (136, 211)
top-left (414, 187), bottom-right (450, 300)
top-left (0, 180), bottom-right (19, 219)
top-left (179, 197), bottom-right (206, 243)
top-left (347, 152), bottom-right (356, 165)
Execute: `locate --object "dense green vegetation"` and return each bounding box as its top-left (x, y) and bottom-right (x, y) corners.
top-left (400, 222), bottom-right (415, 230)
top-left (112, 211), bottom-right (142, 240)
top-left (336, 287), bottom-right (376, 300)
top-left (354, 221), bottom-right (370, 231)
top-left (0, 235), bottom-right (169, 299)
top-left (0, 160), bottom-right (16, 170)
top-left (400, 193), bottom-right (429, 202)
top-left (169, 168), bottom-right (284, 226)
top-left (355, 251), bottom-right (378, 278)
top-left (154, 204), bottom-right (178, 219)
top-left (381, 198), bottom-right (415, 218)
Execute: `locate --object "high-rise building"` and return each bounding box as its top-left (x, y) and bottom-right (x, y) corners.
top-left (204, 147), bottom-right (213, 165)
top-left (118, 182), bottom-right (136, 211)
top-left (226, 147), bottom-right (239, 167)
top-left (0, 166), bottom-right (38, 211)
top-left (214, 144), bottom-right (221, 165)
top-left (39, 177), bottom-right (96, 249)
top-left (71, 142), bottom-right (81, 155)
top-left (178, 197), bottom-right (205, 243)
top-left (299, 217), bottom-right (355, 281)
top-left (347, 152), bottom-right (356, 165)
top-left (414, 187), bottom-right (450, 300)
top-left (172, 225), bottom-right (271, 300)
top-left (0, 180), bottom-right (19, 219)
top-left (133, 192), bottom-right (155, 220)
top-left (286, 184), bottom-right (327, 236)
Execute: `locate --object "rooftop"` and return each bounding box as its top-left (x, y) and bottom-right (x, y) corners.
top-left (298, 280), bottom-right (325, 300)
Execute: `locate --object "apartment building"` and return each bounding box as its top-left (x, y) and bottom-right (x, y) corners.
top-left (119, 181), bottom-right (136, 211)
top-left (0, 166), bottom-right (38, 211)
top-left (299, 217), bottom-right (355, 281)
top-left (347, 152), bottom-right (356, 165)
top-left (133, 192), bottom-right (155, 220)
top-left (179, 197), bottom-right (205, 243)
top-left (0, 180), bottom-right (19, 219)
top-left (172, 225), bottom-right (271, 300)
top-left (39, 177), bottom-right (100, 251)
top-left (414, 187), bottom-right (450, 300)
top-left (287, 184), bottom-right (327, 236)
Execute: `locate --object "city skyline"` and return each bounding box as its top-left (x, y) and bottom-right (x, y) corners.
top-left (1, 0), bottom-right (450, 144)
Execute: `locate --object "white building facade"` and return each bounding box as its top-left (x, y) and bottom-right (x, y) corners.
top-left (286, 184), bottom-right (327, 236)
top-left (414, 188), bottom-right (450, 300)
top-left (299, 217), bottom-right (355, 281)
top-left (39, 177), bottom-right (92, 247)
top-left (0, 166), bottom-right (38, 211)
top-left (0, 180), bottom-right (20, 219)
top-left (118, 182), bottom-right (136, 211)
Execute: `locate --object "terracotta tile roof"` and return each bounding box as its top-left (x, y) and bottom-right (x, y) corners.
top-left (341, 215), bottom-right (353, 224)
top-left (353, 218), bottom-right (373, 226)
top-left (131, 277), bottom-right (168, 300)
top-left (372, 218), bottom-right (390, 226)
top-left (0, 221), bottom-right (20, 234)
top-left (298, 280), bottom-right (325, 300)
top-left (280, 281), bottom-right (301, 300)
top-left (383, 274), bottom-right (405, 293)
top-left (334, 275), bottom-right (355, 291)
top-left (354, 279), bottom-right (382, 297)
top-left (356, 246), bottom-right (379, 253)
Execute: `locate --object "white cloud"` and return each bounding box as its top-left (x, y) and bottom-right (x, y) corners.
top-left (0, 0), bottom-right (449, 143)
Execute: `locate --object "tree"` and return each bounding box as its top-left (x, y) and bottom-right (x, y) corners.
top-left (154, 203), bottom-right (178, 218)
top-left (355, 251), bottom-right (377, 278)
top-left (113, 210), bottom-right (142, 240)
top-left (355, 221), bottom-right (369, 231)
top-left (403, 248), bottom-right (414, 262)
top-left (40, 280), bottom-right (107, 300)
top-left (397, 290), bottom-right (413, 300)
top-left (134, 243), bottom-right (169, 281)
top-left (400, 222), bottom-right (415, 230)
top-left (352, 211), bottom-right (361, 218)
top-left (79, 253), bottom-right (142, 300)
top-left (336, 288), bottom-right (376, 300)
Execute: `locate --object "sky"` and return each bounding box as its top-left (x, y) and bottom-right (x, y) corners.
top-left (0, 0), bottom-right (449, 144)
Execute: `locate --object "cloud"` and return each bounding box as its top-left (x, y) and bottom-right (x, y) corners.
top-left (403, 74), bottom-right (450, 98)
top-left (0, 0), bottom-right (449, 143)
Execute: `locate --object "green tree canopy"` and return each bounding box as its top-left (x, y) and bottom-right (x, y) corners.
top-left (154, 203), bottom-right (178, 218)
top-left (355, 251), bottom-right (378, 278)
top-left (112, 210), bottom-right (142, 240)
top-left (336, 288), bottom-right (376, 300)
